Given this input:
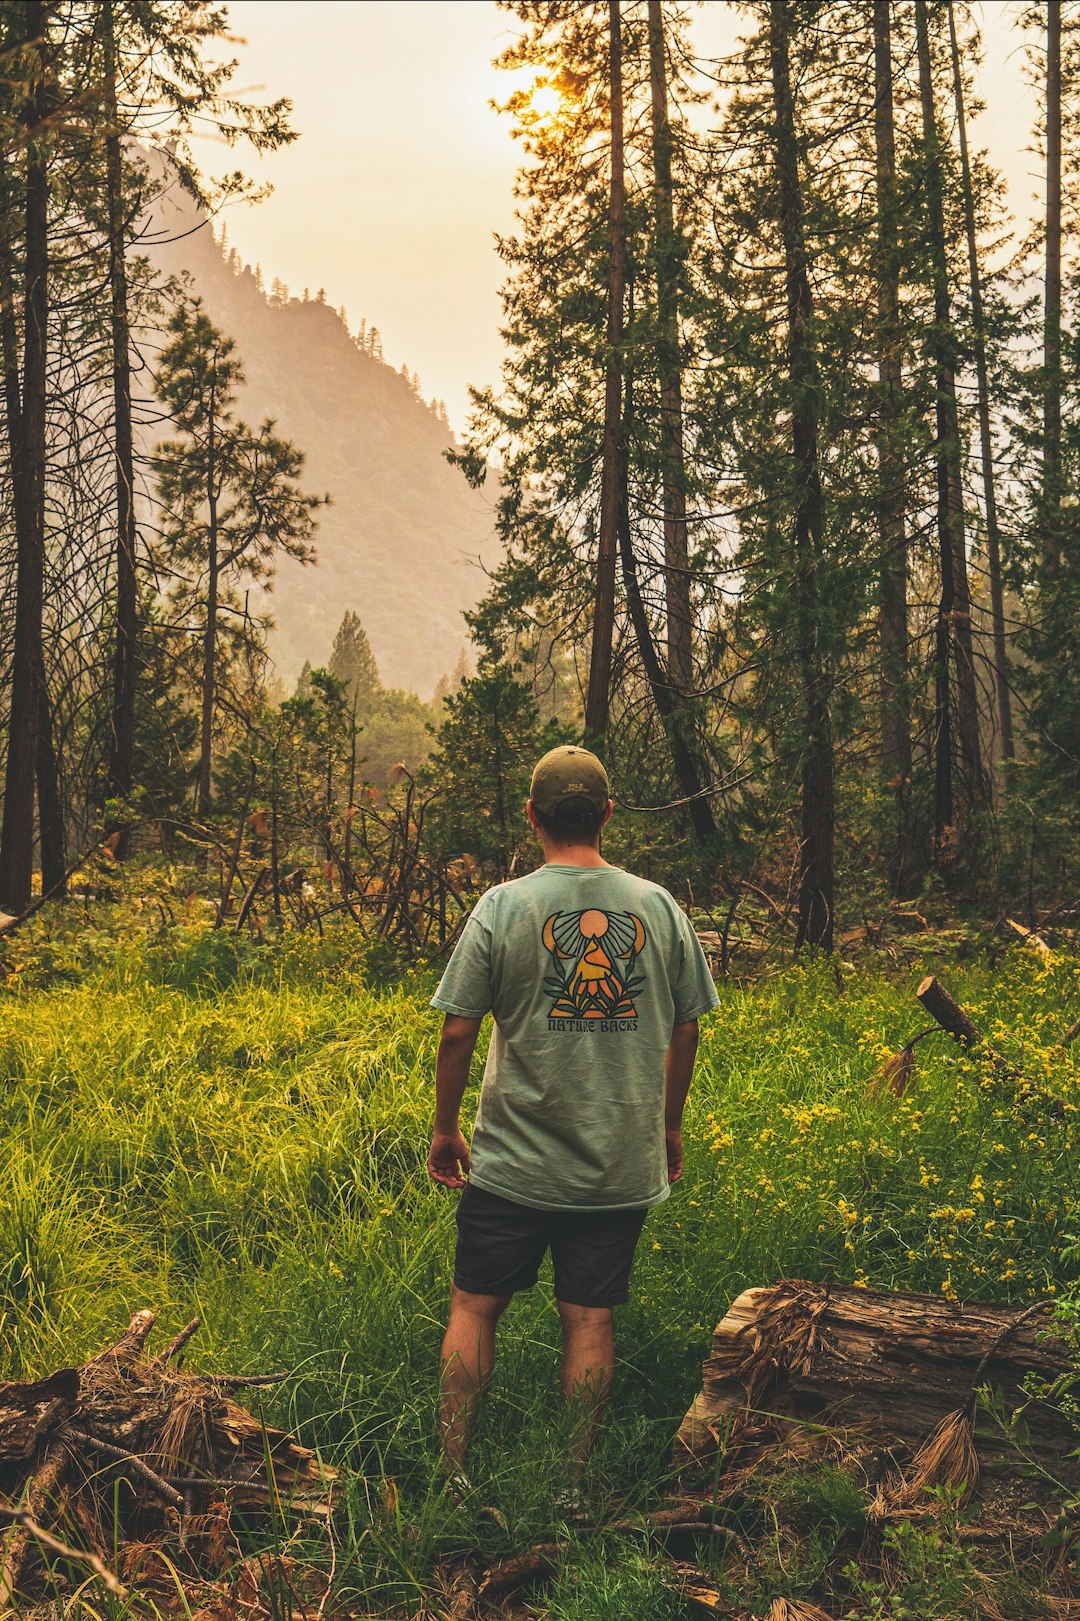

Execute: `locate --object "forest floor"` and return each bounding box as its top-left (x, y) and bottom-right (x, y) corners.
top-left (0, 909), bottom-right (1077, 1617)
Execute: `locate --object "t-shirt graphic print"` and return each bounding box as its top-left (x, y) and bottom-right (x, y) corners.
top-left (543, 907), bottom-right (646, 1029)
top-left (431, 862), bottom-right (719, 1211)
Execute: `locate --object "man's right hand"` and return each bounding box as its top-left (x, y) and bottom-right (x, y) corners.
top-left (665, 1128), bottom-right (684, 1184)
top-left (428, 1130), bottom-right (472, 1189)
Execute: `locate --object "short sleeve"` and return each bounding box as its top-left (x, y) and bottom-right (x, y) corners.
top-left (431, 894), bottom-right (494, 1019)
top-left (672, 910), bottom-right (720, 1024)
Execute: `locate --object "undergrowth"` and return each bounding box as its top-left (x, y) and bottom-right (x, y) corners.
top-left (0, 908), bottom-right (1077, 1615)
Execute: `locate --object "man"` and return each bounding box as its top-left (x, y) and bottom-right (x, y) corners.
top-left (427, 745), bottom-right (718, 1495)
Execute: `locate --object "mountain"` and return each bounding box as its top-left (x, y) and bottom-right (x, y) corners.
top-left (147, 178), bottom-right (497, 695)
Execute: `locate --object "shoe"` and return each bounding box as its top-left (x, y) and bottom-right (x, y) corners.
top-left (552, 1484), bottom-right (591, 1527)
top-left (441, 1468), bottom-right (476, 1509)
top-left (441, 1469), bottom-right (507, 1531)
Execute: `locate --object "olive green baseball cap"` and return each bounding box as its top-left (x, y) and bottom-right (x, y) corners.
top-left (530, 745), bottom-right (611, 816)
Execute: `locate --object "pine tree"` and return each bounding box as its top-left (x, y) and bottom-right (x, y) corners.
top-left (873, 0), bottom-right (912, 869)
top-left (946, 0), bottom-right (1013, 764)
top-left (767, 0), bottom-right (835, 948)
top-left (914, 0), bottom-right (989, 864)
top-left (329, 610), bottom-right (382, 715)
top-left (153, 301), bottom-right (324, 818)
top-left (0, 0), bottom-right (56, 911)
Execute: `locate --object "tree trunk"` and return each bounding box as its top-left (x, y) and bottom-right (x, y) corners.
top-left (35, 682), bottom-right (64, 892)
top-left (197, 558), bottom-right (217, 821)
top-left (619, 278), bottom-right (716, 843)
top-left (647, 0), bottom-right (692, 694)
top-left (768, 0), bottom-right (834, 951)
top-left (916, 972), bottom-right (980, 1045)
top-left (1043, 0), bottom-right (1062, 574)
top-left (947, 2), bottom-right (1013, 766)
top-left (584, 0), bottom-right (625, 746)
top-left (914, 0), bottom-right (988, 865)
top-left (196, 373), bottom-right (219, 822)
top-left (0, 1), bottom-right (48, 913)
top-left (873, 0), bottom-right (913, 883)
top-left (103, 0), bottom-right (139, 851)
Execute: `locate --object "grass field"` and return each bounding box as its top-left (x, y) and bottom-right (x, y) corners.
top-left (1, 916), bottom-right (1077, 1616)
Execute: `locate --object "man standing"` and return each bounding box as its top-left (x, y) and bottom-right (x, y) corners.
top-left (428, 745), bottom-right (718, 1493)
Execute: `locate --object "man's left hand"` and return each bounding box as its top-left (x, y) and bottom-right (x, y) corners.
top-left (428, 1130), bottom-right (472, 1189)
top-left (665, 1128), bottom-right (683, 1184)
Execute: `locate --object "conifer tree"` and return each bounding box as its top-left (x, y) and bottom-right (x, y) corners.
top-left (873, 0), bottom-right (912, 867)
top-left (329, 610), bottom-right (382, 715)
top-left (153, 302), bottom-right (323, 818)
top-left (914, 0), bottom-right (988, 864)
top-left (946, 0), bottom-right (1013, 766)
top-left (767, 0), bottom-right (834, 948)
top-left (0, 0), bottom-right (55, 911)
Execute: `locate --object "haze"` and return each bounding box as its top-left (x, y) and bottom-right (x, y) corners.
top-left (202, 1), bottom-right (1039, 434)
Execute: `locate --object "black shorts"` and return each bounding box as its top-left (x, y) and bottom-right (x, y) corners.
top-left (453, 1182), bottom-right (649, 1309)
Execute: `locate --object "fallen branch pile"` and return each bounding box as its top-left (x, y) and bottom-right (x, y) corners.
top-left (0, 1310), bottom-right (334, 1614)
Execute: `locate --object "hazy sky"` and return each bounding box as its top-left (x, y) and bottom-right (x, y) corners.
top-left (200, 1), bottom-right (1040, 433)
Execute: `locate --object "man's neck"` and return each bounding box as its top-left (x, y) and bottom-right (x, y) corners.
top-left (540, 841), bottom-right (610, 869)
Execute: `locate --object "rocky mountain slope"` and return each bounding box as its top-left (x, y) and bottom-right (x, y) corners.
top-left (147, 178), bottom-right (496, 695)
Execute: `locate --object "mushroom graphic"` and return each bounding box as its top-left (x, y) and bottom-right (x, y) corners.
top-left (542, 909), bottom-right (646, 1017)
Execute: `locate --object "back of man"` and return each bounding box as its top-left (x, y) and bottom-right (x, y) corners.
top-left (428, 744), bottom-right (717, 1497)
top-left (434, 860), bottom-right (715, 1211)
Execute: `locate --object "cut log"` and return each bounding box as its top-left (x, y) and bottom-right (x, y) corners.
top-left (675, 1281), bottom-right (1074, 1493)
top-left (916, 975), bottom-right (979, 1046)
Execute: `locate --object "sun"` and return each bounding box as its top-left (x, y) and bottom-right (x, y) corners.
top-left (528, 81), bottom-right (564, 124)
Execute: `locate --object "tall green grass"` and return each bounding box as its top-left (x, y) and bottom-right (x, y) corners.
top-left (1, 919), bottom-right (1077, 1612)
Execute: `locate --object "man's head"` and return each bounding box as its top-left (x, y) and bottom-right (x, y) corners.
top-left (527, 745), bottom-right (613, 848)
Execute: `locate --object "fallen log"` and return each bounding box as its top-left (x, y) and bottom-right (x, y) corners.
top-left (1003, 917), bottom-right (1054, 960)
top-left (0, 1311), bottom-right (334, 1608)
top-left (675, 1281), bottom-right (1074, 1494)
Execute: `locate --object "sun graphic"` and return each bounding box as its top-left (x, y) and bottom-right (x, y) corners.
top-left (542, 908), bottom-right (647, 1021)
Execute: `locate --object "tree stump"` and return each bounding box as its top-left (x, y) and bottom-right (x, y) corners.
top-left (915, 975), bottom-right (980, 1046)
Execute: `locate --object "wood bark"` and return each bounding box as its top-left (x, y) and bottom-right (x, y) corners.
top-left (103, 0), bottom-right (139, 851)
top-left (1044, 0), bottom-right (1062, 573)
top-left (768, 1), bottom-right (835, 951)
top-left (914, 0), bottom-right (988, 861)
top-left (647, 0), bottom-right (692, 694)
top-left (676, 1281), bottom-right (1074, 1485)
top-left (947, 2), bottom-right (1013, 765)
top-left (915, 973), bottom-right (979, 1045)
top-left (873, 0), bottom-right (913, 875)
top-left (0, 1), bottom-right (49, 913)
top-left (584, 0), bottom-right (626, 746)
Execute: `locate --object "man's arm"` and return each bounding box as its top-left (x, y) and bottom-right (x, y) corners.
top-left (428, 1014), bottom-right (483, 1189)
top-left (664, 1019), bottom-right (699, 1184)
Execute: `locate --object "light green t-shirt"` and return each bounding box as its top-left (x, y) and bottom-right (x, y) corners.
top-left (431, 863), bottom-right (719, 1211)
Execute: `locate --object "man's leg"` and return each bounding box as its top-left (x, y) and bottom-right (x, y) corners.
top-left (439, 1284), bottom-right (511, 1470)
top-left (557, 1299), bottom-right (615, 1474)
